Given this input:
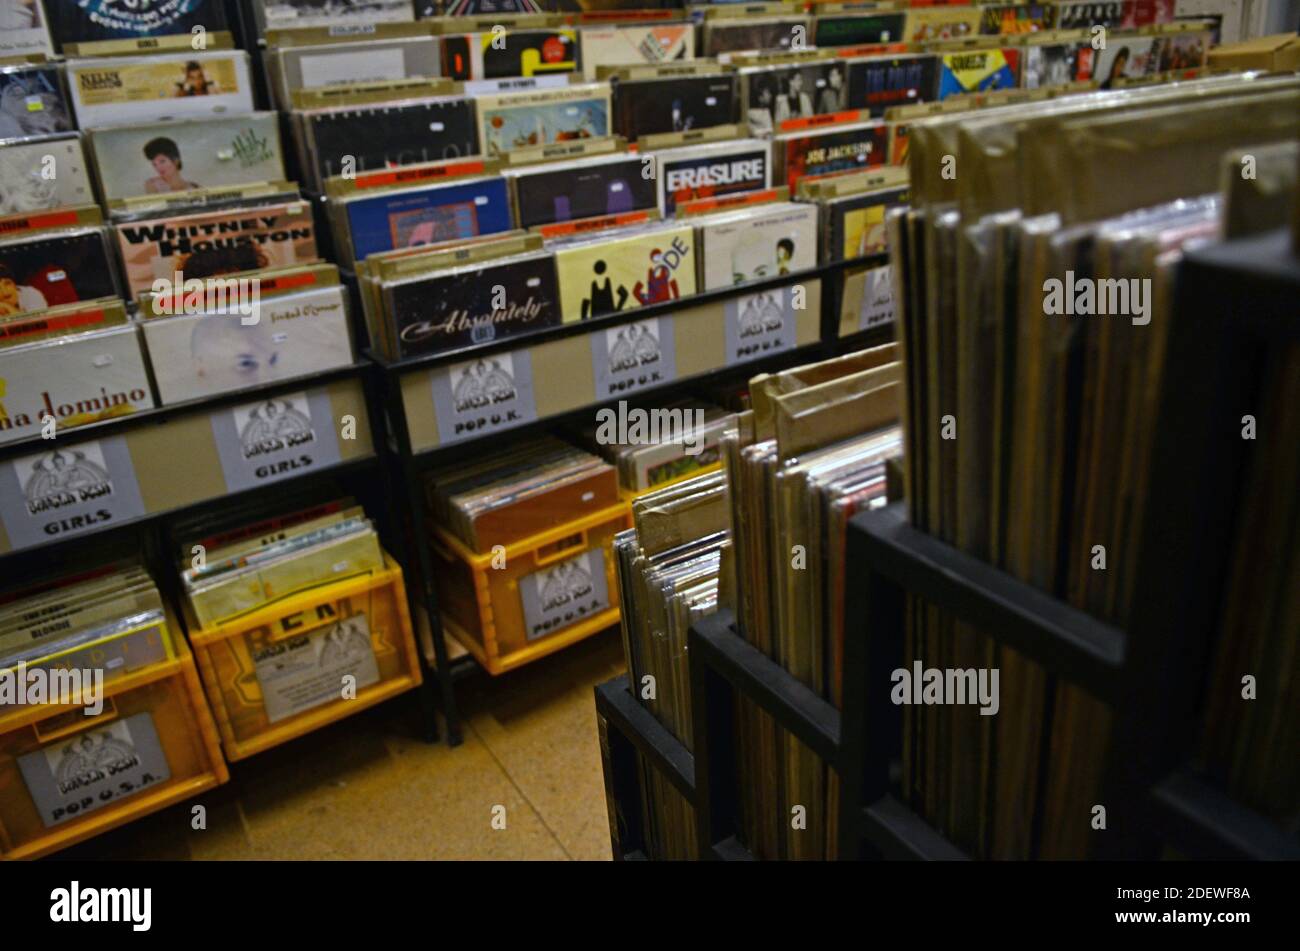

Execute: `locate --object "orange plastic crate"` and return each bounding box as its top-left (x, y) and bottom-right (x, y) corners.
top-left (185, 552), bottom-right (421, 761)
top-left (429, 503), bottom-right (631, 675)
top-left (0, 637), bottom-right (227, 860)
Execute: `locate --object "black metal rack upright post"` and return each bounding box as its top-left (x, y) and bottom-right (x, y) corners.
top-left (595, 227), bottom-right (1300, 861)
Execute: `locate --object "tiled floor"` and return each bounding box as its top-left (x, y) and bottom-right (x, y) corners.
top-left (54, 629), bottom-right (626, 861)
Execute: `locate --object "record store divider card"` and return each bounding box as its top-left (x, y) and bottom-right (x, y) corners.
top-left (209, 389), bottom-right (344, 493)
top-left (429, 349), bottom-right (540, 445)
top-left (589, 317), bottom-right (678, 400)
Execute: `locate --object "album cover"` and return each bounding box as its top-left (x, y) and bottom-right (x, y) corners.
top-left (743, 62), bottom-right (853, 135)
top-left (443, 0), bottom-right (540, 12)
top-left (978, 3), bottom-right (1055, 34)
top-left (67, 51), bottom-right (255, 130)
top-left (701, 17), bottom-right (808, 57)
top-left (301, 96), bottom-right (478, 192)
top-left (476, 84), bottom-right (611, 158)
top-left (443, 30), bottom-right (580, 81)
top-left (1151, 31), bottom-right (1209, 74)
top-left (255, 0), bottom-right (414, 32)
top-left (813, 13), bottom-right (906, 47)
top-left (0, 228), bottom-right (119, 317)
top-left (0, 325), bottom-right (153, 444)
top-left (697, 202), bottom-right (818, 291)
top-left (1054, 0), bottom-right (1174, 30)
top-left (0, 136), bottom-right (94, 216)
top-left (383, 251), bottom-right (560, 358)
top-left (552, 222), bottom-right (695, 322)
top-left (88, 113), bottom-right (285, 203)
top-left (0, 0), bottom-right (55, 58)
top-left (142, 284), bottom-right (353, 405)
top-left (579, 24), bottom-right (693, 81)
top-left (268, 37), bottom-right (443, 110)
top-left (1092, 37), bottom-right (1158, 88)
top-left (937, 49), bottom-right (1019, 99)
top-left (1121, 0), bottom-right (1176, 27)
top-left (43, 0), bottom-right (229, 50)
top-left (1021, 42), bottom-right (1094, 89)
top-left (510, 154), bottom-right (656, 229)
top-left (825, 185), bottom-right (909, 262)
top-left (849, 55), bottom-right (940, 117)
top-left (613, 74), bottom-right (736, 141)
top-left (115, 200), bottom-right (319, 297)
top-left (905, 7), bottom-right (979, 42)
top-left (774, 120), bottom-right (888, 192)
top-left (0, 64), bottom-right (72, 142)
top-left (343, 176), bottom-right (514, 262)
top-left (653, 138), bottom-right (770, 217)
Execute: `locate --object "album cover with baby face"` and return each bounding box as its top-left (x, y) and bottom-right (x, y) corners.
top-left (613, 74), bottom-right (736, 142)
top-left (0, 135), bottom-right (94, 216)
top-left (552, 222), bottom-right (696, 322)
top-left (510, 155), bottom-right (656, 229)
top-left (0, 63), bottom-right (73, 142)
top-left (343, 176), bottom-right (514, 262)
top-left (0, 228), bottom-right (119, 318)
top-left (42, 0), bottom-right (230, 50)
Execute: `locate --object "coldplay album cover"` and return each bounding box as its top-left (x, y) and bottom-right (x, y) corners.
top-left (579, 25), bottom-right (694, 81)
top-left (1021, 41), bottom-right (1094, 89)
top-left (937, 48), bottom-right (1019, 99)
top-left (742, 62), bottom-right (852, 135)
top-left (442, 30), bottom-right (580, 81)
top-left (254, 0), bottom-right (414, 32)
top-left (141, 283), bottom-right (354, 405)
top-left (552, 221), bottom-right (696, 322)
top-left (774, 120), bottom-right (888, 192)
top-left (978, 3), bottom-right (1056, 34)
top-left (268, 37), bottom-right (443, 111)
top-left (653, 138), bottom-right (770, 217)
top-left (0, 64), bottom-right (73, 141)
top-left (697, 201), bottom-right (817, 290)
top-left (66, 51), bottom-right (255, 129)
top-left (343, 176), bottom-right (514, 262)
top-left (0, 135), bottom-right (94, 216)
top-left (825, 184), bottom-right (909, 262)
top-left (0, 0), bottom-right (56, 58)
top-left (88, 113), bottom-right (285, 203)
top-left (612, 74), bottom-right (736, 141)
top-left (43, 0), bottom-right (229, 50)
top-left (701, 17), bottom-right (809, 57)
top-left (509, 154), bottom-right (656, 229)
top-left (0, 228), bottom-right (119, 317)
top-left (905, 7), bottom-right (979, 42)
top-left (114, 200), bottom-right (319, 297)
top-left (812, 13), bottom-right (906, 47)
top-left (300, 96), bottom-right (478, 191)
top-left (383, 251), bottom-right (561, 358)
top-left (476, 84), bottom-right (611, 158)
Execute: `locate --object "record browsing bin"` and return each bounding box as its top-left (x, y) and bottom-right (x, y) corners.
top-left (0, 636), bottom-right (227, 861)
top-left (184, 552), bottom-right (421, 762)
top-left (429, 503), bottom-right (632, 676)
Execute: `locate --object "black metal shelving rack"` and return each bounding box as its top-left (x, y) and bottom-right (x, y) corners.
top-left (596, 226), bottom-right (1300, 861)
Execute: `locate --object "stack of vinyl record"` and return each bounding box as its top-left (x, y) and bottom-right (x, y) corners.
top-left (577, 399), bottom-right (736, 496)
top-left (889, 70), bottom-right (1300, 857)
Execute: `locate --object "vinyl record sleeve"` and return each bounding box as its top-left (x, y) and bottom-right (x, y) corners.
top-left (937, 49), bottom-right (1020, 99)
top-left (904, 7), bottom-right (980, 42)
top-left (343, 176), bottom-right (514, 262)
top-left (850, 54), bottom-right (939, 117)
top-left (300, 96), bottom-right (478, 192)
top-left (653, 138), bottom-right (770, 217)
top-left (476, 83), bottom-right (611, 158)
top-left (254, 0), bottom-right (414, 32)
top-left (0, 228), bottom-right (119, 317)
top-left (66, 51), bottom-right (255, 129)
top-left (43, 0), bottom-right (229, 49)
top-left (978, 3), bottom-right (1056, 34)
top-left (1020, 42), bottom-right (1094, 89)
top-left (774, 120), bottom-right (888, 192)
top-left (114, 200), bottom-right (319, 298)
top-left (741, 61), bottom-right (851, 135)
top-left (141, 284), bottom-right (354, 405)
top-left (0, 0), bottom-right (56, 58)
top-left (442, 29), bottom-right (580, 81)
top-left (269, 37), bottom-right (443, 110)
top-left (813, 13), bottom-right (906, 47)
top-left (825, 185), bottom-right (910, 262)
top-left (612, 74), bottom-right (736, 142)
top-left (88, 113), bottom-right (285, 203)
top-left (702, 17), bottom-right (808, 57)
top-left (382, 250), bottom-right (561, 358)
top-left (0, 325), bottom-right (153, 443)
top-left (579, 24), bottom-right (693, 81)
top-left (510, 154), bottom-right (656, 229)
top-left (697, 202), bottom-right (817, 290)
top-left (0, 63), bottom-right (73, 142)
top-left (0, 135), bottom-right (94, 216)
top-left (551, 221), bottom-right (695, 322)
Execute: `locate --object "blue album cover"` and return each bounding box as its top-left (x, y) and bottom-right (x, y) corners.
top-left (345, 177), bottom-right (514, 262)
top-left (44, 0), bottom-right (229, 49)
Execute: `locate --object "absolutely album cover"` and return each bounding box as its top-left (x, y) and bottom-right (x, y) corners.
top-left (0, 64), bottom-right (72, 141)
top-left (268, 37), bottom-right (443, 110)
top-left (774, 120), bottom-right (888, 192)
top-left (653, 138), bottom-right (770, 217)
top-left (826, 185), bottom-right (909, 262)
top-left (255, 0), bottom-right (414, 32)
top-left (383, 251), bottom-right (561, 358)
top-left (0, 0), bottom-right (56, 58)
top-left (300, 96), bottom-right (478, 191)
top-left (701, 17), bottom-right (808, 57)
top-left (142, 284), bottom-right (354, 405)
top-left (812, 13), bottom-right (906, 47)
top-left (0, 135), bottom-right (94, 216)
top-left (579, 24), bottom-right (693, 81)
top-left (1021, 42), bottom-right (1094, 89)
top-left (343, 176), bottom-right (514, 261)
top-left (0, 228), bottom-right (119, 317)
top-left (88, 113), bottom-right (285, 203)
top-left (978, 3), bottom-right (1055, 34)
top-left (43, 0), bottom-right (229, 50)
top-left (67, 51), bottom-right (255, 129)
top-left (937, 48), bottom-right (1019, 99)
top-left (849, 55), bottom-right (940, 116)
top-left (551, 222), bottom-right (695, 322)
top-left (476, 84), bottom-right (611, 158)
top-left (443, 30), bottom-right (580, 81)
top-left (509, 154), bottom-right (656, 229)
top-left (697, 202), bottom-right (817, 290)
top-left (613, 74), bottom-right (736, 141)
top-left (114, 200), bottom-right (319, 297)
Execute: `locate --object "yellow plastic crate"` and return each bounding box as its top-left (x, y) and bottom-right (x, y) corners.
top-left (0, 637), bottom-right (227, 860)
top-left (430, 503), bottom-right (631, 675)
top-left (186, 552), bottom-right (421, 761)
